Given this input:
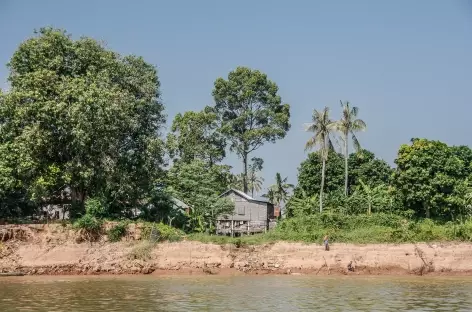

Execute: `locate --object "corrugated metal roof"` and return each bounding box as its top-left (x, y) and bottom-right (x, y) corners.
top-left (219, 188), bottom-right (271, 204)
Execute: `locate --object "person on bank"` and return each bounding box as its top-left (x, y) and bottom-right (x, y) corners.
top-left (323, 235), bottom-right (329, 251)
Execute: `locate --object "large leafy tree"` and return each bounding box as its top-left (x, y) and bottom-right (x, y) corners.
top-left (0, 28), bottom-right (166, 215)
top-left (212, 67), bottom-right (290, 193)
top-left (348, 150), bottom-right (392, 190)
top-left (166, 108), bottom-right (225, 165)
top-left (335, 101), bottom-right (367, 195)
top-left (304, 107), bottom-right (336, 212)
top-left (296, 149), bottom-right (392, 199)
top-left (393, 138), bottom-right (470, 219)
top-left (296, 151), bottom-right (344, 199)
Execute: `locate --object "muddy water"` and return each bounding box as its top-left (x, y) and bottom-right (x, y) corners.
top-left (1, 275), bottom-right (472, 311)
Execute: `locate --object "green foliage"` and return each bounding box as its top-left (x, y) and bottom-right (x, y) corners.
top-left (0, 27), bottom-right (166, 217)
top-left (212, 66), bottom-right (290, 193)
top-left (141, 222), bottom-right (184, 242)
top-left (108, 222), bottom-right (128, 242)
top-left (166, 159), bottom-right (234, 233)
top-left (303, 106), bottom-right (336, 212)
top-left (167, 108), bottom-right (226, 165)
top-left (393, 138), bottom-right (471, 220)
top-left (271, 213), bottom-right (472, 243)
top-left (335, 100), bottom-right (367, 195)
top-left (296, 149), bottom-right (393, 199)
top-left (84, 198), bottom-right (107, 219)
top-left (73, 214), bottom-right (103, 236)
top-left (264, 173), bottom-right (293, 206)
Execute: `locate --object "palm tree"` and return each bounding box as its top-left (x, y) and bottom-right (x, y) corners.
top-left (262, 188), bottom-right (275, 203)
top-left (228, 173), bottom-right (244, 191)
top-left (336, 101), bottom-right (367, 196)
top-left (304, 107), bottom-right (336, 213)
top-left (271, 173), bottom-right (294, 206)
top-left (248, 169), bottom-right (264, 197)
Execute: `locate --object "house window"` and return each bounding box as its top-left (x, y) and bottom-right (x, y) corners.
top-left (54, 211), bottom-right (60, 219)
top-left (237, 206), bottom-right (245, 215)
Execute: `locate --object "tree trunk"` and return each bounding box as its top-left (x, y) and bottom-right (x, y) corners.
top-left (71, 186), bottom-right (86, 217)
top-left (320, 157), bottom-right (326, 213)
top-left (344, 132), bottom-right (349, 196)
top-left (424, 201), bottom-right (430, 218)
top-left (368, 202), bottom-right (371, 215)
top-left (243, 152), bottom-right (248, 194)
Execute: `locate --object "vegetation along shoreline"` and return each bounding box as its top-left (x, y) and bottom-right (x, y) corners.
top-left (2, 28), bottom-right (472, 277)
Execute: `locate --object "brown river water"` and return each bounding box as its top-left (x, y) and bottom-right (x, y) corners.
top-left (1, 275), bottom-right (471, 311)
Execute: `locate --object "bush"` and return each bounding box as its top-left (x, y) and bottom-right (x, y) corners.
top-left (108, 222), bottom-right (128, 242)
top-left (73, 214), bottom-right (103, 232)
top-left (127, 241), bottom-right (154, 260)
top-left (73, 214), bottom-right (103, 241)
top-left (84, 197), bottom-right (107, 218)
top-left (142, 222), bottom-right (184, 242)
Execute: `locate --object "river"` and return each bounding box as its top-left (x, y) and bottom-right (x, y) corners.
top-left (1, 275), bottom-right (471, 311)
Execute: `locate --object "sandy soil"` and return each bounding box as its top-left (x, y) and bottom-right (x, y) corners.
top-left (1, 224), bottom-right (472, 276)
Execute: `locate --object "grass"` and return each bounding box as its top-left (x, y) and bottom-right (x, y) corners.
top-left (107, 221), bottom-right (128, 242)
top-left (188, 213), bottom-right (472, 245)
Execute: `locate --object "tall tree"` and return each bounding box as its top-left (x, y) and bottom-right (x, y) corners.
top-left (0, 28), bottom-right (166, 214)
top-left (336, 101), bottom-right (367, 196)
top-left (304, 107), bottom-right (336, 212)
top-left (166, 108), bottom-right (225, 165)
top-left (212, 67), bottom-right (290, 193)
top-left (393, 138), bottom-right (469, 219)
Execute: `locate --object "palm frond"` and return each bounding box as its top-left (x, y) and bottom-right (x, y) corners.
top-left (351, 133), bottom-right (361, 152)
top-left (351, 119), bottom-right (367, 131)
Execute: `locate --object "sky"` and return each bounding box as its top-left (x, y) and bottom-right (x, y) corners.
top-left (0, 0), bottom-right (471, 196)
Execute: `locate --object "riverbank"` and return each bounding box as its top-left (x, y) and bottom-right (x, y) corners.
top-left (2, 224), bottom-right (472, 276)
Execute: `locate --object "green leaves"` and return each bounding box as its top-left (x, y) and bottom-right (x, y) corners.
top-left (166, 160), bottom-right (234, 233)
top-left (167, 109), bottom-right (225, 165)
top-left (212, 67), bottom-right (290, 192)
top-left (0, 28), bottom-right (166, 217)
top-left (393, 139), bottom-right (472, 220)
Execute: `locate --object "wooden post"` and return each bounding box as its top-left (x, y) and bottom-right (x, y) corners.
top-left (248, 209), bottom-right (251, 235)
top-left (231, 215), bottom-right (234, 238)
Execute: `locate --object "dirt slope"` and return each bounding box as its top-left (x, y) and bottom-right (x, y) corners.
top-left (1, 224), bottom-right (472, 276)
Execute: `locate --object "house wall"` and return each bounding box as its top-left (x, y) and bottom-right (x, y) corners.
top-left (216, 191), bottom-right (271, 235)
top-left (217, 192), bottom-right (268, 222)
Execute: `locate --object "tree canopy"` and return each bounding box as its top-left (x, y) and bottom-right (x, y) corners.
top-left (212, 67), bottom-right (290, 193)
top-left (0, 28), bottom-right (166, 216)
top-left (166, 108), bottom-right (225, 165)
top-left (393, 138), bottom-right (471, 220)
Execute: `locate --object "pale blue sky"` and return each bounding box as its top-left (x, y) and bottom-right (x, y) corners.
top-left (1, 0), bottom-right (471, 195)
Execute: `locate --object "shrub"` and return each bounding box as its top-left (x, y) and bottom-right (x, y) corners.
top-left (142, 222), bottom-right (184, 242)
top-left (108, 222), bottom-right (128, 242)
top-left (84, 197), bottom-right (107, 218)
top-left (455, 220), bottom-right (472, 241)
top-left (127, 241), bottom-right (154, 260)
top-left (73, 214), bottom-right (103, 241)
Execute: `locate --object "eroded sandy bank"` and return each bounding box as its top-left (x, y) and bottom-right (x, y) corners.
top-left (1, 224), bottom-right (472, 276)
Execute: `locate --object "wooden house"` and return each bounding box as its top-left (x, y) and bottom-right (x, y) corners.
top-left (216, 189), bottom-right (277, 236)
